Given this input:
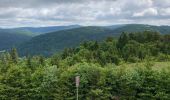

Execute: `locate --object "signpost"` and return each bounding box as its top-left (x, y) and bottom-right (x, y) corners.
top-left (75, 76), bottom-right (80, 100)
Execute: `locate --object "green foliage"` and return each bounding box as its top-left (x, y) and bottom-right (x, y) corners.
top-left (17, 24), bottom-right (170, 56)
top-left (26, 55), bottom-right (34, 70)
top-left (0, 32), bottom-right (170, 99)
top-left (117, 32), bottom-right (129, 50)
top-left (0, 29), bottom-right (31, 51)
top-left (18, 26), bottom-right (115, 56)
top-left (56, 62), bottom-right (170, 99)
top-left (10, 48), bottom-right (19, 64)
top-left (157, 53), bottom-right (170, 62)
top-left (38, 55), bottom-right (45, 66)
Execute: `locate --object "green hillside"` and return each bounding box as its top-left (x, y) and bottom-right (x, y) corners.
top-left (113, 24), bottom-right (170, 35)
top-left (18, 24), bottom-right (170, 56)
top-left (18, 26), bottom-right (116, 56)
top-left (0, 25), bottom-right (80, 51)
top-left (0, 29), bottom-right (31, 51)
top-left (10, 25), bottom-right (81, 36)
top-left (0, 31), bottom-right (170, 99)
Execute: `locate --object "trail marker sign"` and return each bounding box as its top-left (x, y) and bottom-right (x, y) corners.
top-left (75, 76), bottom-right (80, 87)
top-left (75, 76), bottom-right (80, 100)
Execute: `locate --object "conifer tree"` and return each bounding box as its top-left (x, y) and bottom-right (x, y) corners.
top-left (26, 55), bottom-right (33, 70)
top-left (39, 55), bottom-right (45, 66)
top-left (117, 32), bottom-right (129, 50)
top-left (10, 48), bottom-right (18, 64)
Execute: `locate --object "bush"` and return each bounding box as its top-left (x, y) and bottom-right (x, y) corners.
top-left (127, 56), bottom-right (140, 63)
top-left (157, 53), bottom-right (170, 62)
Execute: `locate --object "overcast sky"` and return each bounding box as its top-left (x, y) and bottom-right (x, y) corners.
top-left (0, 0), bottom-right (170, 27)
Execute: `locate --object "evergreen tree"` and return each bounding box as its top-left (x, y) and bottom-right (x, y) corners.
top-left (0, 52), bottom-right (10, 72)
top-left (117, 32), bottom-right (129, 50)
top-left (26, 55), bottom-right (33, 70)
top-left (51, 54), bottom-right (60, 66)
top-left (39, 55), bottom-right (45, 66)
top-left (10, 48), bottom-right (18, 64)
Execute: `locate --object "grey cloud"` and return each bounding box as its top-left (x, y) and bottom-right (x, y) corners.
top-left (0, 0), bottom-right (117, 8)
top-left (0, 0), bottom-right (170, 27)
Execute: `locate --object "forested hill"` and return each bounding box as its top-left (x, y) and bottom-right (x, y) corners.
top-left (0, 29), bottom-right (31, 51)
top-left (0, 31), bottom-right (170, 99)
top-left (0, 25), bottom-right (80, 37)
top-left (17, 24), bottom-right (170, 56)
top-left (10, 25), bottom-right (81, 36)
top-left (0, 25), bottom-right (81, 51)
top-left (110, 24), bottom-right (170, 35)
top-left (18, 26), bottom-right (116, 56)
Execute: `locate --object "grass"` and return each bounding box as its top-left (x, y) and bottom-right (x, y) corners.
top-left (117, 61), bottom-right (170, 71)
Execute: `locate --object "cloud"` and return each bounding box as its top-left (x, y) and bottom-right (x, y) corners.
top-left (133, 8), bottom-right (158, 17)
top-left (159, 8), bottom-right (170, 16)
top-left (154, 0), bottom-right (170, 8)
top-left (0, 0), bottom-right (170, 27)
top-left (0, 0), bottom-right (117, 8)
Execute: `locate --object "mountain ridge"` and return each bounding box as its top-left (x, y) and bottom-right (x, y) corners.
top-left (17, 24), bottom-right (170, 56)
top-left (0, 24), bottom-right (170, 56)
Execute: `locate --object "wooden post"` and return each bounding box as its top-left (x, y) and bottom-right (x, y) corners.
top-left (75, 76), bottom-right (80, 100)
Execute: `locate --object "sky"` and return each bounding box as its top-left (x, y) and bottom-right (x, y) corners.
top-left (0, 0), bottom-right (170, 28)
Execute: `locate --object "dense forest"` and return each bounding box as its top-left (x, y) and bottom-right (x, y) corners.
top-left (1, 24), bottom-right (170, 55)
top-left (0, 31), bottom-right (170, 99)
top-left (0, 30), bottom-right (31, 50)
top-left (0, 25), bottom-right (80, 51)
top-left (17, 24), bottom-right (170, 56)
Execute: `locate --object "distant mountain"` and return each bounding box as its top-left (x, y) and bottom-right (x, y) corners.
top-left (0, 25), bottom-right (80, 52)
top-left (0, 29), bottom-right (31, 51)
top-left (18, 26), bottom-right (117, 56)
top-left (15, 24), bottom-right (170, 56)
top-left (9, 25), bottom-right (81, 36)
top-left (17, 24), bottom-right (170, 56)
top-left (112, 24), bottom-right (170, 35)
top-left (0, 28), bottom-right (33, 36)
top-left (104, 24), bottom-right (125, 30)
